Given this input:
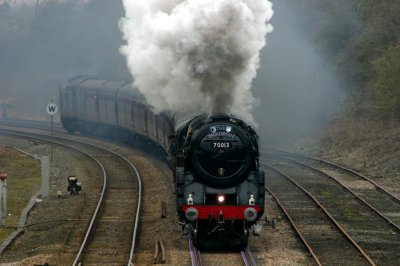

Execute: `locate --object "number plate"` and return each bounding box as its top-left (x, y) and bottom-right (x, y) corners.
top-left (212, 142), bottom-right (231, 148)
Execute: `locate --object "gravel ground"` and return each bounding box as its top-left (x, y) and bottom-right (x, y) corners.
top-left (0, 131), bottom-right (313, 265)
top-left (250, 194), bottom-right (313, 266)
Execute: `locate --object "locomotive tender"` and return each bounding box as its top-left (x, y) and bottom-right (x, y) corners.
top-left (60, 77), bottom-right (265, 248)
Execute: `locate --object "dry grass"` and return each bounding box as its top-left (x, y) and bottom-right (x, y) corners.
top-left (290, 117), bottom-right (400, 196)
top-left (0, 146), bottom-right (41, 241)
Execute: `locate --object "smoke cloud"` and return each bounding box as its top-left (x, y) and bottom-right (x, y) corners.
top-left (119, 0), bottom-right (273, 124)
top-left (252, 0), bottom-right (344, 147)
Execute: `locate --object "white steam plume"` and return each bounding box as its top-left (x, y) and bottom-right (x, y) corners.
top-left (119, 0), bottom-right (273, 124)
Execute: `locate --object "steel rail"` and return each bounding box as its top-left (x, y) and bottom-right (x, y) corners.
top-left (72, 156), bottom-right (106, 265)
top-left (262, 149), bottom-right (400, 205)
top-left (124, 149), bottom-right (142, 266)
top-left (261, 162), bottom-right (377, 266)
top-left (264, 186), bottom-right (322, 266)
top-left (240, 246), bottom-right (257, 266)
top-left (280, 157), bottom-right (400, 234)
top-left (188, 233), bottom-right (203, 266)
top-left (153, 239), bottom-right (166, 264)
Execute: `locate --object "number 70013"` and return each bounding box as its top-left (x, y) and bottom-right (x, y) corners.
top-left (213, 142), bottom-right (230, 148)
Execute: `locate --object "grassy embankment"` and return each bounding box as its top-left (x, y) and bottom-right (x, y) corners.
top-left (0, 146), bottom-right (41, 242)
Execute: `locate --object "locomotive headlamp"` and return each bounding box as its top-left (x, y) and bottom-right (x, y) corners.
top-left (217, 195), bottom-right (225, 204)
top-left (185, 207), bottom-right (199, 221)
top-left (244, 207), bottom-right (257, 222)
top-left (187, 194), bottom-right (194, 205)
top-left (249, 195), bottom-right (255, 206)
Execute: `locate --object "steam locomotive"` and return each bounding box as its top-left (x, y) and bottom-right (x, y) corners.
top-left (175, 114), bottom-right (265, 248)
top-left (59, 77), bottom-right (265, 248)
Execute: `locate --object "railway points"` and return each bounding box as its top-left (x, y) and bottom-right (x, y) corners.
top-left (261, 149), bottom-right (400, 265)
top-left (262, 162), bottom-right (374, 265)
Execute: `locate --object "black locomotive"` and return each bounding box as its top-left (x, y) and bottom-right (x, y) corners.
top-left (175, 113), bottom-right (265, 248)
top-left (59, 77), bottom-right (265, 248)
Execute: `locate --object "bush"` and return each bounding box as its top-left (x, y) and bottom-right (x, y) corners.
top-left (370, 44), bottom-right (400, 117)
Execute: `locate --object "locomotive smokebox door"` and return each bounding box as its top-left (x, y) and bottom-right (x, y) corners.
top-left (67, 176), bottom-right (82, 195)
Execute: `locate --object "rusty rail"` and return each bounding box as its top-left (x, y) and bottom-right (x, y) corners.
top-left (262, 162), bottom-right (376, 266)
top-left (264, 186), bottom-right (322, 266)
top-left (153, 239), bottom-right (166, 264)
top-left (282, 157), bottom-right (400, 234)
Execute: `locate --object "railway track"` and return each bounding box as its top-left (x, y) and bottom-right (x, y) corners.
top-left (273, 156), bottom-right (400, 234)
top-left (240, 246), bottom-right (257, 266)
top-left (0, 127), bottom-right (142, 265)
top-left (188, 234), bottom-right (257, 266)
top-left (262, 149), bottom-right (400, 200)
top-left (0, 118), bottom-right (63, 130)
top-left (262, 162), bottom-right (374, 265)
top-left (261, 149), bottom-right (400, 265)
top-left (265, 150), bottom-right (400, 228)
top-left (188, 234), bottom-right (203, 266)
top-left (72, 143), bottom-right (141, 265)
top-left (9, 119), bottom-right (396, 264)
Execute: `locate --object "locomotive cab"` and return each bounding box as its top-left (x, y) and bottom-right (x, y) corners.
top-left (175, 114), bottom-right (265, 249)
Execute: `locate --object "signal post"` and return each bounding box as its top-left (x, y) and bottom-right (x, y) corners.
top-left (0, 173), bottom-right (7, 226)
top-left (46, 100), bottom-right (58, 162)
